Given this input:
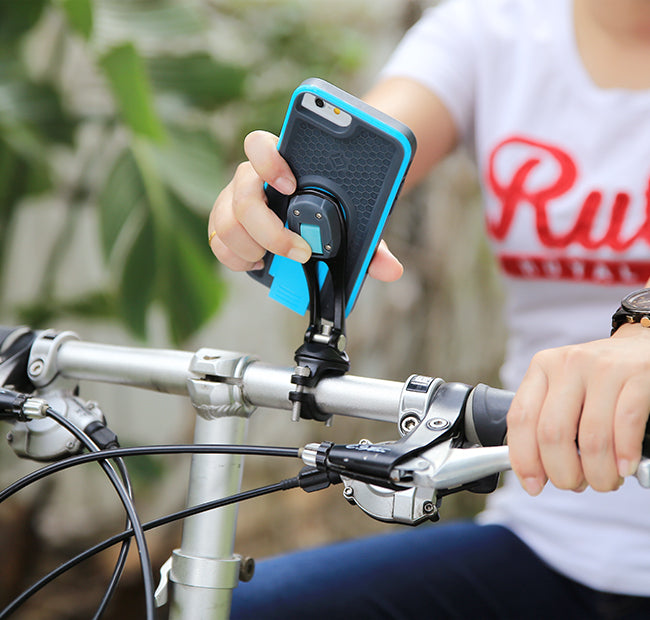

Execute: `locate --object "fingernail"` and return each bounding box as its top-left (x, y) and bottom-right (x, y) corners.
top-left (251, 260), bottom-right (265, 271)
top-left (617, 459), bottom-right (635, 478)
top-left (523, 477), bottom-right (544, 496)
top-left (274, 176), bottom-right (296, 195)
top-left (287, 246), bottom-right (311, 263)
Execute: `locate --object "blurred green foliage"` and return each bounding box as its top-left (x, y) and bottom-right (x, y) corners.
top-left (0, 0), bottom-right (368, 344)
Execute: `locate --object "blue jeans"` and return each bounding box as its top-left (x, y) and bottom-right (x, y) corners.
top-left (231, 522), bottom-right (650, 619)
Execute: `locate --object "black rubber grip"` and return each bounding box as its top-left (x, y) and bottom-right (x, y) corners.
top-left (465, 384), bottom-right (513, 448)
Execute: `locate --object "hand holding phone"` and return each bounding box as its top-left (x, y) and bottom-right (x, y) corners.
top-left (247, 78), bottom-right (416, 318)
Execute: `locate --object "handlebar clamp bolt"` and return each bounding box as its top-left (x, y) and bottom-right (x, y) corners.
top-left (29, 359), bottom-right (44, 377)
top-left (399, 413), bottom-right (420, 435)
top-left (343, 486), bottom-right (355, 502)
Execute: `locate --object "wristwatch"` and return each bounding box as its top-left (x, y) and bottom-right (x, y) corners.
top-left (611, 288), bottom-right (650, 335)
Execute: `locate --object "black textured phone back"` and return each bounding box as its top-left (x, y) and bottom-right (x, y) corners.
top-left (282, 118), bottom-right (399, 283)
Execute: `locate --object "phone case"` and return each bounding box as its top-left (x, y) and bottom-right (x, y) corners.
top-left (248, 78), bottom-right (416, 317)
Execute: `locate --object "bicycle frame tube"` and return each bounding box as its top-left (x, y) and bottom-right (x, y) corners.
top-left (168, 415), bottom-right (249, 619)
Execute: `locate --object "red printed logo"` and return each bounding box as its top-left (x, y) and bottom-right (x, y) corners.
top-left (486, 136), bottom-right (650, 283)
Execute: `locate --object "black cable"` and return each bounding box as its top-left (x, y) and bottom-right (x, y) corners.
top-left (93, 457), bottom-right (132, 620)
top-left (0, 443), bottom-right (302, 618)
top-left (43, 409), bottom-right (156, 620)
top-left (0, 444), bottom-right (301, 505)
top-left (0, 389), bottom-right (135, 617)
top-left (1, 477), bottom-right (301, 618)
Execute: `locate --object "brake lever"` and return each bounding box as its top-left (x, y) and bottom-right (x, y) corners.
top-left (392, 442), bottom-right (511, 490)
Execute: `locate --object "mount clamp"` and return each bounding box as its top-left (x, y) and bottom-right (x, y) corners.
top-left (287, 189), bottom-right (350, 422)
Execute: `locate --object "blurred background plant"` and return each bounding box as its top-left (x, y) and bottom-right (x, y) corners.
top-left (0, 0), bottom-right (376, 345)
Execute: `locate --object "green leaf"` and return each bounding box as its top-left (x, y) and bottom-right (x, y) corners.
top-left (98, 149), bottom-right (146, 260)
top-left (16, 291), bottom-right (118, 327)
top-left (153, 126), bottom-right (223, 210)
top-left (159, 196), bottom-right (226, 345)
top-left (0, 137), bottom-right (51, 217)
top-left (0, 0), bottom-right (48, 46)
top-left (163, 229), bottom-right (226, 345)
top-left (93, 0), bottom-right (204, 43)
top-left (0, 138), bottom-right (51, 298)
top-left (0, 71), bottom-right (77, 145)
top-left (99, 43), bottom-right (165, 141)
top-left (148, 53), bottom-right (247, 109)
top-left (60, 0), bottom-right (94, 39)
top-left (118, 214), bottom-right (156, 339)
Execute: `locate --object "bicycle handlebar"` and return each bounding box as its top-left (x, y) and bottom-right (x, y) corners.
top-left (3, 326), bottom-right (650, 618)
top-left (30, 333), bottom-right (403, 423)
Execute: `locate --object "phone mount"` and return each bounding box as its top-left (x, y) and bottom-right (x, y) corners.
top-left (286, 189), bottom-right (350, 422)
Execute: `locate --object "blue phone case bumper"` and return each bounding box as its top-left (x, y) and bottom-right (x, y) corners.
top-left (268, 257), bottom-right (328, 315)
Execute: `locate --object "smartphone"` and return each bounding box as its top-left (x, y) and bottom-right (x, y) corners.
top-left (248, 78), bottom-right (416, 318)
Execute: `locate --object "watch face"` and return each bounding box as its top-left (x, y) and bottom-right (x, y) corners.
top-left (622, 288), bottom-right (650, 312)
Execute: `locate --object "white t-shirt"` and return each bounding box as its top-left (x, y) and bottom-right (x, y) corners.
top-left (382, 0), bottom-right (650, 596)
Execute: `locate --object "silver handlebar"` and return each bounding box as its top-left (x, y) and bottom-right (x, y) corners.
top-left (30, 331), bottom-right (401, 423)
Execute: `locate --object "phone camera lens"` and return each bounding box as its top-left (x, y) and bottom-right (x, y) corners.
top-left (315, 98), bottom-right (325, 108)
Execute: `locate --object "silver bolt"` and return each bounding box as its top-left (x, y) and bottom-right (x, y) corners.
top-left (6, 432), bottom-right (13, 443)
top-left (315, 213), bottom-right (322, 219)
top-left (65, 440), bottom-right (76, 451)
top-left (400, 414), bottom-right (420, 435)
top-left (343, 486), bottom-right (354, 498)
top-left (324, 244), bottom-right (332, 252)
top-left (423, 501), bottom-right (435, 514)
top-left (291, 367), bottom-right (311, 422)
top-left (294, 366), bottom-right (311, 378)
top-left (426, 418), bottom-right (450, 431)
top-left (358, 438), bottom-right (371, 446)
top-left (293, 209), bottom-right (301, 216)
top-left (29, 359), bottom-right (44, 377)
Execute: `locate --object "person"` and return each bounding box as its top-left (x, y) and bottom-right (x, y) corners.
top-left (208, 0), bottom-right (650, 617)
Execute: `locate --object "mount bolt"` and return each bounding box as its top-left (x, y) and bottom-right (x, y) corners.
top-left (29, 360), bottom-right (44, 377)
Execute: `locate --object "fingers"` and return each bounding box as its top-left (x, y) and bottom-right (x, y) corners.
top-left (613, 376), bottom-right (650, 478)
top-left (507, 353), bottom-right (551, 496)
top-left (532, 349), bottom-right (587, 492)
top-left (244, 131), bottom-right (296, 195)
top-left (208, 132), bottom-right (311, 271)
top-left (577, 363), bottom-right (622, 491)
top-left (509, 330), bottom-right (650, 496)
top-left (230, 162), bottom-right (311, 262)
